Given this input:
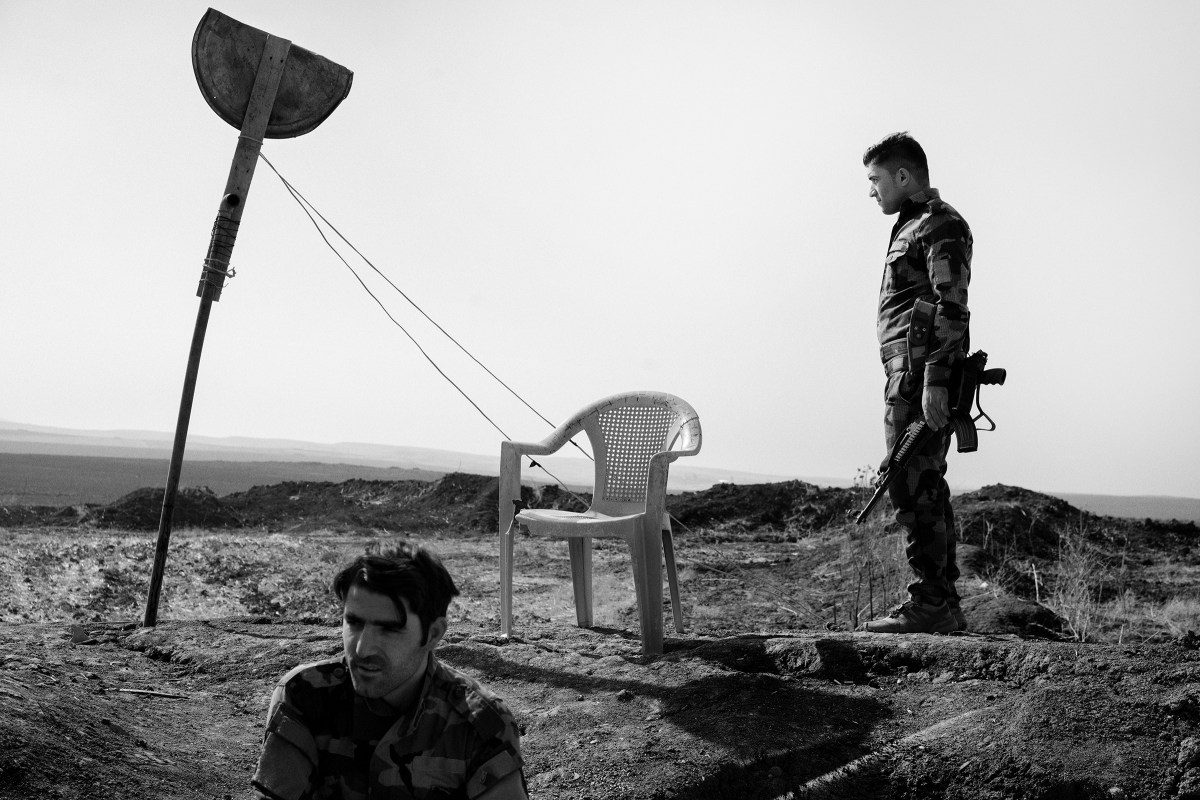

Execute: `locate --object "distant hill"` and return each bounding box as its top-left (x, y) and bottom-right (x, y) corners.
top-left (0, 420), bottom-right (811, 504)
top-left (1050, 492), bottom-right (1200, 526)
top-left (2, 421), bottom-right (1196, 523)
top-left (0, 453), bottom-right (442, 507)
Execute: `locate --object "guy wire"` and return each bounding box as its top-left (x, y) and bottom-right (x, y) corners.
top-left (258, 155), bottom-right (566, 430)
top-left (256, 151), bottom-right (590, 500)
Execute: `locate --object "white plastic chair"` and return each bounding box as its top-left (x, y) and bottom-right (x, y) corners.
top-left (498, 391), bottom-right (702, 655)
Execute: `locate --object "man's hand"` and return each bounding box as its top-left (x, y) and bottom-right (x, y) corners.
top-left (922, 385), bottom-right (951, 430)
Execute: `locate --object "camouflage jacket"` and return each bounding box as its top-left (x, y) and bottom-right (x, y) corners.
top-left (251, 655), bottom-right (524, 800)
top-left (877, 188), bottom-right (972, 389)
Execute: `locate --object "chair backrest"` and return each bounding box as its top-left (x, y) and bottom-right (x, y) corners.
top-left (579, 392), bottom-right (702, 517)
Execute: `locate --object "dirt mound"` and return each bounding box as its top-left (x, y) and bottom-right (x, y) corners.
top-left (0, 504), bottom-right (61, 527)
top-left (67, 475), bottom-right (502, 533)
top-left (428, 474), bottom-right (589, 533)
top-left (222, 477), bottom-right (437, 531)
top-left (2, 474), bottom-right (1103, 557)
top-left (85, 486), bottom-right (244, 530)
top-left (12, 474), bottom-right (1194, 559)
top-left (957, 483), bottom-right (1198, 557)
top-left (69, 473), bottom-right (592, 534)
top-left (667, 480), bottom-right (861, 533)
top-left (961, 594), bottom-right (1067, 639)
top-left (954, 483), bottom-right (1082, 559)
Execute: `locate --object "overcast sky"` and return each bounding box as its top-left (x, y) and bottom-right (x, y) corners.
top-left (3, 1), bottom-right (1198, 498)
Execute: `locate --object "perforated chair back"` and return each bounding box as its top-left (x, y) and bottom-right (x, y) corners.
top-left (582, 393), bottom-right (700, 517)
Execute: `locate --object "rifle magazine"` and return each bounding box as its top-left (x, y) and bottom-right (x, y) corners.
top-left (953, 416), bottom-right (978, 453)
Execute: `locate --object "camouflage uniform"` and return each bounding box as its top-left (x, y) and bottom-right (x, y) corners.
top-left (251, 655), bottom-right (525, 800)
top-left (877, 188), bottom-right (971, 608)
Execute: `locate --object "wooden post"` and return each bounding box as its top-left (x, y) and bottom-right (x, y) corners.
top-left (142, 34), bottom-right (291, 627)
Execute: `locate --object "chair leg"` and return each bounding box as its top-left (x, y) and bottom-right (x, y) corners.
top-left (567, 537), bottom-right (594, 628)
top-left (630, 523), bottom-right (665, 656)
top-left (500, 520), bottom-right (516, 637)
top-left (662, 527), bottom-right (684, 634)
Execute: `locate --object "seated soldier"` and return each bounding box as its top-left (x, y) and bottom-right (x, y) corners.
top-left (251, 543), bottom-right (527, 800)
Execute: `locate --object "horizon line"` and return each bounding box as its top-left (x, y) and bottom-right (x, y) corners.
top-left (2, 418), bottom-right (1198, 502)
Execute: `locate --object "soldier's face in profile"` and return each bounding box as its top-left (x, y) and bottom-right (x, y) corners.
top-left (866, 162), bottom-right (904, 215)
top-left (341, 585), bottom-right (443, 706)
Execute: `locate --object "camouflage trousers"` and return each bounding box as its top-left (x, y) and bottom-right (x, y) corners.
top-left (884, 371), bottom-right (961, 608)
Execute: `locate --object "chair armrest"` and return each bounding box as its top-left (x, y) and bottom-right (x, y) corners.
top-left (502, 439), bottom-right (559, 458)
top-left (505, 408), bottom-right (588, 458)
top-left (644, 416), bottom-right (702, 521)
top-left (650, 414), bottom-right (702, 469)
top-left (498, 417), bottom-right (587, 534)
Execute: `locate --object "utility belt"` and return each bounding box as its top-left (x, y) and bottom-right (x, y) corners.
top-left (880, 339), bottom-right (910, 377)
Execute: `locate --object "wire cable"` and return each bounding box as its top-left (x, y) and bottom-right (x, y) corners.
top-left (261, 156), bottom-right (513, 441)
top-left (257, 152), bottom-right (594, 462)
top-left (256, 151), bottom-right (590, 500)
top-left (259, 156), bottom-right (563, 426)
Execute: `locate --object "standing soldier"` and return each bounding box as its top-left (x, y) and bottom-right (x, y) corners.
top-left (860, 132), bottom-right (971, 634)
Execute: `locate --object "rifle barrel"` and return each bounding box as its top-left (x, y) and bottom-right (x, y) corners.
top-left (854, 481), bottom-right (890, 524)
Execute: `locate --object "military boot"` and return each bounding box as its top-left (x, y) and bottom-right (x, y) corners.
top-left (861, 600), bottom-right (958, 634)
top-left (950, 605), bottom-right (968, 632)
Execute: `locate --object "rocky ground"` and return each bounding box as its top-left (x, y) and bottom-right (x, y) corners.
top-left (2, 474), bottom-right (1198, 799)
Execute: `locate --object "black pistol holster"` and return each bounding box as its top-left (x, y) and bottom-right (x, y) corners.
top-left (906, 298), bottom-right (937, 370)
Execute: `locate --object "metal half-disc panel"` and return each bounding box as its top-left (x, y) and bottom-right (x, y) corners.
top-left (191, 8), bottom-right (353, 138)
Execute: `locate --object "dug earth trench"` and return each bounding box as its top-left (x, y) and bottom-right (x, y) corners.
top-left (3, 618), bottom-right (1198, 800)
top-left (2, 475), bottom-right (1198, 799)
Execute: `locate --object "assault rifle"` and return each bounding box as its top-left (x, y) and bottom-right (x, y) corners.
top-left (855, 351), bottom-right (1007, 524)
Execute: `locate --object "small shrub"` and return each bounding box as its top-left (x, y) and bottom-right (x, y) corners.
top-left (1153, 596), bottom-right (1200, 637)
top-left (839, 519), bottom-right (908, 629)
top-left (1044, 526), bottom-right (1107, 641)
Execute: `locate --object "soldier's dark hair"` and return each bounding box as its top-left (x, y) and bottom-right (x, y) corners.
top-left (332, 542), bottom-right (460, 644)
top-left (862, 131), bottom-right (929, 184)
